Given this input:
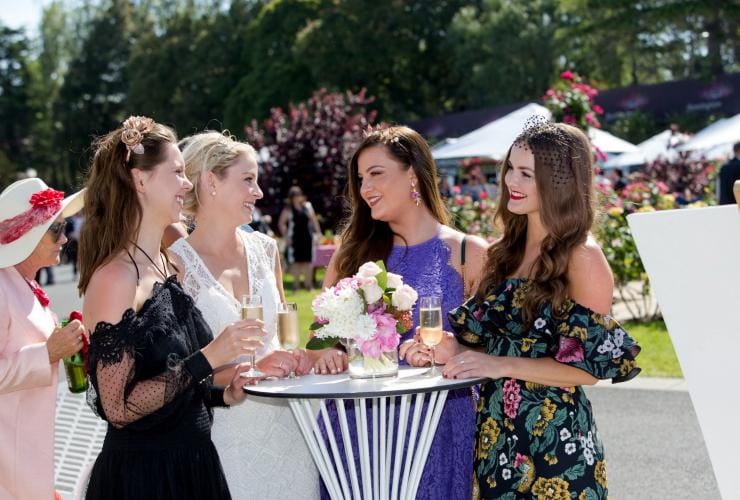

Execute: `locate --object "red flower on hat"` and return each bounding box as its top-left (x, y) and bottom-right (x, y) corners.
top-left (0, 188), bottom-right (65, 244)
top-left (29, 189), bottom-right (64, 209)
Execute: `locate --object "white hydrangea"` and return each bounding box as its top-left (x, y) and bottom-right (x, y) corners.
top-left (311, 280), bottom-right (380, 341)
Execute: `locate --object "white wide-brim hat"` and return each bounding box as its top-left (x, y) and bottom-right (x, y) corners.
top-left (0, 178), bottom-right (86, 268)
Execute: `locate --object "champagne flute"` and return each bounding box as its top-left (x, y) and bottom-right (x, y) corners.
top-left (277, 302), bottom-right (300, 378)
top-left (419, 296), bottom-right (443, 377)
top-left (241, 294), bottom-right (265, 378)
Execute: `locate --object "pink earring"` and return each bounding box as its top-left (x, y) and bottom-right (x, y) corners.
top-left (410, 181), bottom-right (420, 207)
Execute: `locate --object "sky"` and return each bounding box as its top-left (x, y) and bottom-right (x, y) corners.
top-left (0, 0), bottom-right (50, 33)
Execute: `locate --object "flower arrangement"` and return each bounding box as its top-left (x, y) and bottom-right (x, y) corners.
top-left (542, 71), bottom-right (604, 132)
top-left (306, 261), bottom-right (417, 377)
top-left (446, 187), bottom-right (500, 242)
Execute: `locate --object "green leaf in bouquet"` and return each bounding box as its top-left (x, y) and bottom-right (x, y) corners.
top-left (309, 321), bottom-right (326, 331)
top-left (375, 260), bottom-right (388, 290)
top-left (306, 336), bottom-right (341, 350)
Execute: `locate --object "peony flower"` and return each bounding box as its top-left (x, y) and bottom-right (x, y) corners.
top-left (360, 276), bottom-right (384, 304)
top-left (357, 261), bottom-right (382, 279)
top-left (391, 284), bottom-right (418, 311)
top-left (555, 337), bottom-right (584, 363)
top-left (386, 272), bottom-right (403, 290)
top-left (503, 379), bottom-right (522, 419)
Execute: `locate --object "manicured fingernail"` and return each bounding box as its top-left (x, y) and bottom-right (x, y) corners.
top-left (331, 369), bottom-right (336, 374)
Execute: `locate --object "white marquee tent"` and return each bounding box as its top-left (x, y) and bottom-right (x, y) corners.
top-left (604, 129), bottom-right (692, 169)
top-left (677, 113), bottom-right (740, 158)
top-left (432, 103), bottom-right (636, 161)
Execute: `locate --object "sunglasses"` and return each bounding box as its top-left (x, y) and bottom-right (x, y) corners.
top-left (47, 221), bottom-right (66, 242)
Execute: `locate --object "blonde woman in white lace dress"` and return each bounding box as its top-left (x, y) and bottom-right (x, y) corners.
top-left (169, 131), bottom-right (319, 499)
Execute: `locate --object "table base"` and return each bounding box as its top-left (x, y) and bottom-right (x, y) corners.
top-left (288, 391), bottom-right (449, 500)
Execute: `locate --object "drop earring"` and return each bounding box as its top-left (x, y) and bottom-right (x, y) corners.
top-left (410, 181), bottom-right (420, 207)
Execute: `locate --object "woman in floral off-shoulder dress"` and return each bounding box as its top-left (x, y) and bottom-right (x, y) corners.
top-left (436, 121), bottom-right (641, 499)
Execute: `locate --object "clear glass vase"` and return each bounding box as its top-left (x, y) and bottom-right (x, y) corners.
top-left (346, 339), bottom-right (399, 379)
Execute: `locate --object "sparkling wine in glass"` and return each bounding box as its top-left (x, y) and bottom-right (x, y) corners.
top-left (241, 294), bottom-right (265, 378)
top-left (419, 296), bottom-right (443, 376)
top-left (277, 302), bottom-right (300, 378)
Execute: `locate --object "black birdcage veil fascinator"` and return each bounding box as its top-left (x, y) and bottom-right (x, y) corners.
top-left (513, 116), bottom-right (575, 188)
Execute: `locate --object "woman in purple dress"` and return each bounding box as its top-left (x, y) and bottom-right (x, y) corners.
top-left (312, 125), bottom-right (488, 499)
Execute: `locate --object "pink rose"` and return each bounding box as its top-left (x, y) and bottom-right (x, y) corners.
top-left (560, 70), bottom-right (574, 81)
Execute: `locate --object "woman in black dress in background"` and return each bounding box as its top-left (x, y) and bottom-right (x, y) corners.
top-left (78, 116), bottom-right (263, 499)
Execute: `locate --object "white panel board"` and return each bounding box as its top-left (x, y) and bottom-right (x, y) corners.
top-left (628, 205), bottom-right (740, 499)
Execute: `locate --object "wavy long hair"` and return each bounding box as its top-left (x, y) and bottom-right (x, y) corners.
top-left (78, 120), bottom-right (177, 294)
top-left (475, 123), bottom-right (595, 322)
top-left (332, 126), bottom-right (450, 283)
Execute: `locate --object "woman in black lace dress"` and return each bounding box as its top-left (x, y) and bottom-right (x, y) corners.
top-left (78, 116), bottom-right (264, 499)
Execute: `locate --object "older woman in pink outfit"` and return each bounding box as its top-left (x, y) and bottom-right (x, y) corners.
top-left (0, 178), bottom-right (85, 500)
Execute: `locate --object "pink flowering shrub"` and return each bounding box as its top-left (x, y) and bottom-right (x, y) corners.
top-left (542, 71), bottom-right (603, 132)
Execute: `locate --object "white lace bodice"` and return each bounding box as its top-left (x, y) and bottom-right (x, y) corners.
top-left (169, 229), bottom-right (281, 358)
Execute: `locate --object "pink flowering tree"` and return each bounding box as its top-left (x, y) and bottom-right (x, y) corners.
top-left (542, 70), bottom-right (604, 131)
top-left (245, 88), bottom-right (379, 231)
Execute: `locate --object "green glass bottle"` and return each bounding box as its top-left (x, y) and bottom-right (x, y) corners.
top-left (60, 319), bottom-right (88, 393)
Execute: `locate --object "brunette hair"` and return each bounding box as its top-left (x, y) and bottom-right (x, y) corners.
top-left (475, 122), bottom-right (595, 322)
top-left (78, 119), bottom-right (177, 294)
top-left (332, 125), bottom-right (450, 282)
top-left (179, 131), bottom-right (257, 218)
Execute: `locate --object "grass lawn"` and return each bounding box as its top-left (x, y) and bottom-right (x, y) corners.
top-left (284, 271), bottom-right (683, 379)
top-left (623, 320), bottom-right (683, 378)
top-left (282, 269), bottom-right (324, 347)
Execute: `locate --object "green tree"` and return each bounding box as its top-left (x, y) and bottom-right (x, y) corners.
top-left (0, 25), bottom-right (34, 172)
top-left (128, 0), bottom-right (262, 134)
top-left (558, 0), bottom-right (740, 85)
top-left (445, 0), bottom-right (560, 110)
top-left (53, 0), bottom-right (134, 185)
top-left (224, 0), bottom-right (321, 129)
top-left (294, 0), bottom-right (467, 121)
top-left (25, 1), bottom-right (76, 187)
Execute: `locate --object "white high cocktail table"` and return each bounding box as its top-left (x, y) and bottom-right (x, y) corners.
top-left (244, 367), bottom-right (484, 500)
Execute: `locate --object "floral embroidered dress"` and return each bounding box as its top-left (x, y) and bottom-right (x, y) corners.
top-left (449, 278), bottom-right (641, 500)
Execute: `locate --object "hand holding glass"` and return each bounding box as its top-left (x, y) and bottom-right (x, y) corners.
top-left (277, 302), bottom-right (300, 378)
top-left (419, 296), bottom-right (443, 376)
top-left (240, 295), bottom-right (265, 378)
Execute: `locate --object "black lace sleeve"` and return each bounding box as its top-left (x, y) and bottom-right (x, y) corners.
top-left (87, 310), bottom-right (214, 429)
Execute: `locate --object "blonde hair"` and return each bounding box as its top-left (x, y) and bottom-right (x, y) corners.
top-left (179, 131), bottom-right (257, 217)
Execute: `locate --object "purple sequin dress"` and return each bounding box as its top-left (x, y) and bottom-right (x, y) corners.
top-left (319, 236), bottom-right (476, 499)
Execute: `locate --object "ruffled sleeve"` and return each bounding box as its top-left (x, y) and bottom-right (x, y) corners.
top-left (87, 312), bottom-right (214, 429)
top-left (540, 301), bottom-right (641, 383)
top-left (448, 297), bottom-right (490, 347)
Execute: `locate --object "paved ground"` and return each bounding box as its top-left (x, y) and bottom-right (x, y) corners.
top-left (45, 264), bottom-right (720, 499)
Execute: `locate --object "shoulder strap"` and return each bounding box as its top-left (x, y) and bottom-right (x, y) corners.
top-left (461, 235), bottom-right (468, 298)
top-left (125, 249), bottom-right (140, 285)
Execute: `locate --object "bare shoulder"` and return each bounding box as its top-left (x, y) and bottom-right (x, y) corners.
top-left (567, 236), bottom-right (613, 314)
top-left (83, 256), bottom-right (138, 330)
top-left (439, 226), bottom-right (490, 276)
top-left (323, 243), bottom-right (342, 288)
